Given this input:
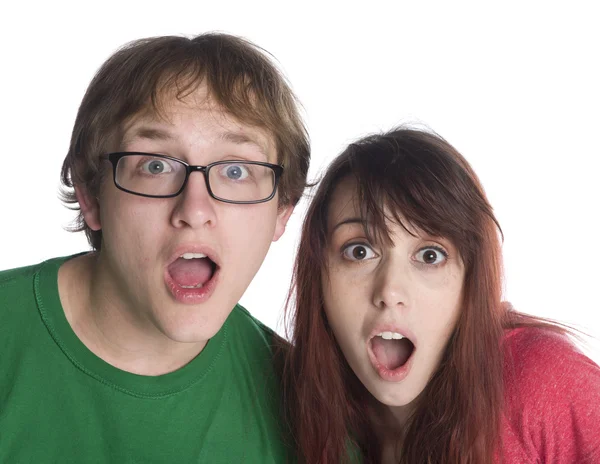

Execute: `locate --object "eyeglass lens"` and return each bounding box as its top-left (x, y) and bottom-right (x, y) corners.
top-left (114, 154), bottom-right (276, 202)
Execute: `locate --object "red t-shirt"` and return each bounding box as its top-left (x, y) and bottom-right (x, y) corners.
top-left (500, 327), bottom-right (600, 463)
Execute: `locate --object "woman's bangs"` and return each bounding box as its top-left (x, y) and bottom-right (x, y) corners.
top-left (349, 145), bottom-right (470, 253)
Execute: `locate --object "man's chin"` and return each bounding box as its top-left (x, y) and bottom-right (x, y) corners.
top-left (157, 302), bottom-right (232, 343)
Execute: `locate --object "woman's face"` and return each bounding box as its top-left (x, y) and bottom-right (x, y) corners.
top-left (322, 178), bottom-right (465, 411)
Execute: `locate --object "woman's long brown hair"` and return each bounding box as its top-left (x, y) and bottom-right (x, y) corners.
top-left (279, 128), bottom-right (570, 463)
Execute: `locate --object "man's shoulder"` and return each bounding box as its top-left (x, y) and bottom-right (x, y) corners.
top-left (0, 258), bottom-right (63, 375)
top-left (228, 304), bottom-right (280, 346)
top-left (0, 255), bottom-right (72, 301)
top-left (0, 261), bottom-right (41, 289)
top-left (225, 305), bottom-right (290, 390)
top-left (225, 304), bottom-right (291, 371)
top-left (0, 255), bottom-right (76, 331)
top-left (0, 260), bottom-right (48, 312)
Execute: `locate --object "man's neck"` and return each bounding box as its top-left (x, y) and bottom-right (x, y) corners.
top-left (57, 252), bottom-right (207, 376)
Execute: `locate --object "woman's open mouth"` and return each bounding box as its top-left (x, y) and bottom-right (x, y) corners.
top-left (368, 331), bottom-right (416, 382)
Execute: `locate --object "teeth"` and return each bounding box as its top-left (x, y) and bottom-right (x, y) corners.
top-left (377, 331), bottom-right (405, 340)
top-left (181, 253), bottom-right (207, 260)
top-left (180, 284), bottom-right (204, 289)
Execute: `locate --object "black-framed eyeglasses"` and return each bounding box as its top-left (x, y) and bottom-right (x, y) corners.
top-left (100, 152), bottom-right (284, 204)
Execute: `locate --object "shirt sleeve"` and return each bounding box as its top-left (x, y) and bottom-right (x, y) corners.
top-left (503, 328), bottom-right (600, 463)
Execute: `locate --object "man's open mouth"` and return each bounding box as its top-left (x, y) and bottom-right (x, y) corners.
top-left (369, 331), bottom-right (415, 371)
top-left (166, 252), bottom-right (218, 289)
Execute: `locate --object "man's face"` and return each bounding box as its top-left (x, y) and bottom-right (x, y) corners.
top-left (80, 84), bottom-right (291, 344)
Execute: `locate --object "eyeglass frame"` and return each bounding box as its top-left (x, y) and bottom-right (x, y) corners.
top-left (100, 152), bottom-right (285, 205)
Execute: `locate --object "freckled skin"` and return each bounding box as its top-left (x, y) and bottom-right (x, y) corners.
top-left (322, 178), bottom-right (465, 420)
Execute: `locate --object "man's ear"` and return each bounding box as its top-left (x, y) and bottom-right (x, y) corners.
top-left (74, 185), bottom-right (102, 231)
top-left (272, 204), bottom-right (294, 242)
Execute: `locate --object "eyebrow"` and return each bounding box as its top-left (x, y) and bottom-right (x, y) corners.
top-left (122, 126), bottom-right (175, 147)
top-left (331, 217), bottom-right (368, 233)
top-left (219, 131), bottom-right (270, 161)
top-left (122, 125), bottom-right (271, 161)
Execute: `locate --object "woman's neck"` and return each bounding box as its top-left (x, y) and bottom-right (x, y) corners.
top-left (369, 398), bottom-right (415, 463)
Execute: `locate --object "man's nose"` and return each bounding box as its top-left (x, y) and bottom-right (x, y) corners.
top-left (170, 171), bottom-right (217, 229)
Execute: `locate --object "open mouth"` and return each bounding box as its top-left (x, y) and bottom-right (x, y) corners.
top-left (166, 252), bottom-right (218, 289)
top-left (369, 331), bottom-right (415, 371)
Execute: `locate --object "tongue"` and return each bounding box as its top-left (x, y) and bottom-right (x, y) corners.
top-left (371, 337), bottom-right (413, 370)
top-left (168, 258), bottom-right (213, 287)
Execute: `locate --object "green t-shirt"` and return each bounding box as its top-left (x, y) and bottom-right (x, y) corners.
top-left (0, 255), bottom-right (292, 463)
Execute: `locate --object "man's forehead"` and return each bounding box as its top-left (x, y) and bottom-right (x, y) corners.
top-left (120, 95), bottom-right (277, 161)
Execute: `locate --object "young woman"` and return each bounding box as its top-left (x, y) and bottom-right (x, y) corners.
top-left (281, 128), bottom-right (600, 463)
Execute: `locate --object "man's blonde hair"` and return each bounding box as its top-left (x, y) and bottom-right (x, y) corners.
top-left (61, 33), bottom-right (310, 250)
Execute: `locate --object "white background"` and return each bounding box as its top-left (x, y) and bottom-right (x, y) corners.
top-left (1, 1), bottom-right (598, 361)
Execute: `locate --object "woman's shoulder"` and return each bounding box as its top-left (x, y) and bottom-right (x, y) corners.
top-left (501, 326), bottom-right (600, 463)
top-left (502, 325), bottom-right (600, 410)
top-left (504, 325), bottom-right (596, 369)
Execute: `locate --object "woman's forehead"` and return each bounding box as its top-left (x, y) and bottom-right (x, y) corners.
top-left (326, 175), bottom-right (454, 245)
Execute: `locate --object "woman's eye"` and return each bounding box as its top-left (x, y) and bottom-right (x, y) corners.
top-left (221, 163), bottom-right (249, 181)
top-left (141, 159), bottom-right (173, 175)
top-left (415, 247), bottom-right (448, 265)
top-left (342, 244), bottom-right (377, 261)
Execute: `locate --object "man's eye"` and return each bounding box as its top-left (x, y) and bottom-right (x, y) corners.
top-left (221, 164), bottom-right (249, 181)
top-left (342, 244), bottom-right (377, 261)
top-left (415, 247), bottom-right (448, 265)
top-left (141, 159), bottom-right (173, 175)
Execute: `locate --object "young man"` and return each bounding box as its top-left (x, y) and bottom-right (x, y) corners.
top-left (0, 33), bottom-right (309, 462)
